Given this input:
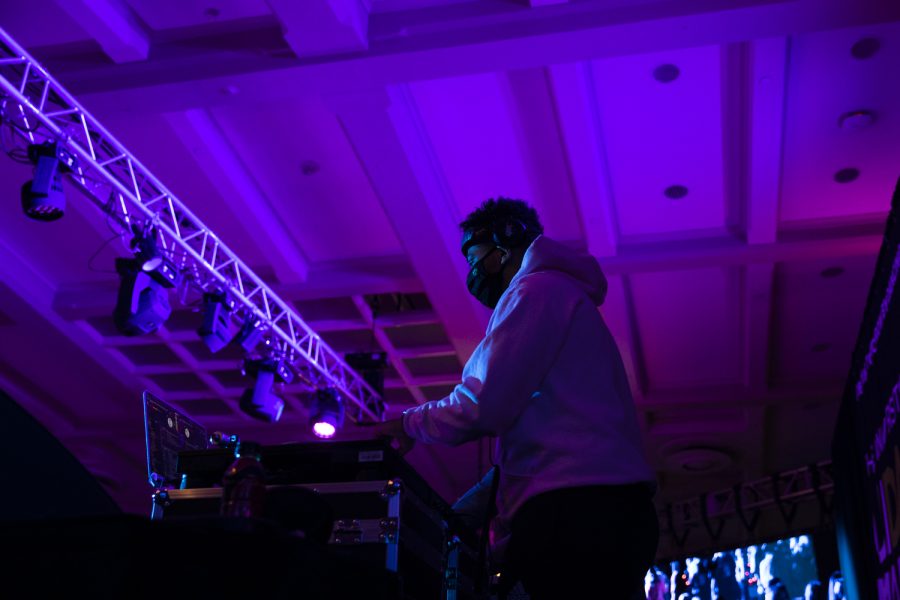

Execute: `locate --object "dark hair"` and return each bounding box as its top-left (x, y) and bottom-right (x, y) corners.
top-left (459, 197), bottom-right (544, 241)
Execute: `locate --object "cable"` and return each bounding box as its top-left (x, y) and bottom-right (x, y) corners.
top-left (0, 121), bottom-right (32, 164)
top-left (87, 232), bottom-right (127, 274)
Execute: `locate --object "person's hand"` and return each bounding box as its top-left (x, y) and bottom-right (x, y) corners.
top-left (372, 417), bottom-right (416, 455)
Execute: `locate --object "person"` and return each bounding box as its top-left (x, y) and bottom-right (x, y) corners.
top-left (766, 581), bottom-right (790, 600)
top-left (374, 197), bottom-right (658, 599)
top-left (710, 552), bottom-right (742, 600)
top-left (804, 580), bottom-right (824, 600)
top-left (827, 571), bottom-right (844, 600)
top-left (645, 567), bottom-right (669, 600)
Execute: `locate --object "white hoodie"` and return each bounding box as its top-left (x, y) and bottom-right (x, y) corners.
top-left (402, 235), bottom-right (655, 546)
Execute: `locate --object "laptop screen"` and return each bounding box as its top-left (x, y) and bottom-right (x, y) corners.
top-left (143, 391), bottom-right (208, 488)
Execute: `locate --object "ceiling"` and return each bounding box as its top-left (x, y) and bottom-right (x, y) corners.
top-left (0, 0), bottom-right (898, 518)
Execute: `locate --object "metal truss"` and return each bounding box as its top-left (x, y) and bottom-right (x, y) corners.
top-left (662, 461), bottom-right (834, 549)
top-left (0, 27), bottom-right (383, 423)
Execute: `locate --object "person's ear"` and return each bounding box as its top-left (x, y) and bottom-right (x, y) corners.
top-left (498, 247), bottom-right (510, 264)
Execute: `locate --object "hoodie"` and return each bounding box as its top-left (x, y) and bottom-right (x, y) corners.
top-left (402, 235), bottom-right (655, 551)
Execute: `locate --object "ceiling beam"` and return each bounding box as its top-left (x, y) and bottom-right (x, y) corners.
top-left (738, 37), bottom-right (790, 479)
top-left (61, 0), bottom-right (900, 114)
top-left (285, 255), bottom-right (422, 300)
top-left (636, 384), bottom-right (840, 411)
top-left (53, 0), bottom-right (148, 63)
top-left (744, 38), bottom-right (789, 246)
top-left (267, 0), bottom-right (371, 57)
top-left (600, 274), bottom-right (647, 401)
top-left (743, 263), bottom-right (775, 392)
top-left (739, 38), bottom-right (789, 394)
top-left (162, 109), bottom-right (309, 283)
top-left (52, 227), bottom-right (882, 322)
top-left (546, 62), bottom-right (619, 257)
top-left (603, 230), bottom-right (881, 274)
top-left (330, 86), bottom-right (489, 361)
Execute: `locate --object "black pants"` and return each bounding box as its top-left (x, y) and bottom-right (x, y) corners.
top-left (504, 484), bottom-right (659, 600)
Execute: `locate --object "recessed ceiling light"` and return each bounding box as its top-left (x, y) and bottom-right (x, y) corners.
top-left (811, 342), bottom-right (831, 353)
top-left (834, 168), bottom-right (860, 184)
top-left (662, 447), bottom-right (731, 474)
top-left (820, 266), bottom-right (844, 278)
top-left (838, 110), bottom-right (876, 131)
top-left (653, 64), bottom-right (680, 83)
top-left (301, 160), bottom-right (320, 176)
top-left (851, 37), bottom-right (880, 60)
top-left (664, 184), bottom-right (688, 199)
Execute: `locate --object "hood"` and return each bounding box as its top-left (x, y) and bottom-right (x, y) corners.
top-left (512, 235), bottom-right (608, 306)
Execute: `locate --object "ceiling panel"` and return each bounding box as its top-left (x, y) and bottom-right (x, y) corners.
top-left (630, 267), bottom-right (742, 390)
top-left (410, 73), bottom-right (546, 231)
top-left (126, 0), bottom-right (272, 31)
top-left (591, 45), bottom-right (726, 238)
top-left (95, 112), bottom-right (272, 270)
top-left (770, 254), bottom-right (877, 388)
top-left (209, 98), bottom-right (402, 262)
top-left (766, 402), bottom-right (841, 473)
top-left (780, 22), bottom-right (900, 224)
top-left (405, 67), bottom-right (584, 259)
top-left (0, 1), bottom-right (92, 47)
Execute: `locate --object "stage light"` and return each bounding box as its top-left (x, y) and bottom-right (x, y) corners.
top-left (309, 388), bottom-right (344, 439)
top-left (20, 142), bottom-right (76, 222)
top-left (236, 316), bottom-right (265, 352)
top-left (132, 231), bottom-right (181, 288)
top-left (198, 290), bottom-right (238, 353)
top-left (113, 257), bottom-right (171, 336)
top-left (239, 358), bottom-right (289, 423)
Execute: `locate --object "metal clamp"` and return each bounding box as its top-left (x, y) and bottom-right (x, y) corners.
top-left (152, 489), bottom-right (171, 507)
top-left (335, 519), bottom-right (361, 530)
top-left (333, 530), bottom-right (363, 544)
top-left (380, 479), bottom-right (402, 499)
top-left (378, 517), bottom-right (398, 543)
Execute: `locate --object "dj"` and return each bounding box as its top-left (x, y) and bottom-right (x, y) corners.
top-left (375, 197), bottom-right (658, 599)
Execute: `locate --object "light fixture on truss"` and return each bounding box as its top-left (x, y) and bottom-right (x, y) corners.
top-left (131, 225), bottom-right (181, 289)
top-left (20, 141), bottom-right (77, 222)
top-left (0, 27), bottom-right (384, 427)
top-left (198, 290), bottom-right (238, 353)
top-left (240, 358), bottom-right (293, 423)
top-left (113, 257), bottom-right (172, 336)
top-left (236, 315), bottom-right (266, 352)
top-left (309, 388), bottom-right (344, 439)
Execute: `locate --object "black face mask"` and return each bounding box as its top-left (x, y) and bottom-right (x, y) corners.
top-left (466, 247), bottom-right (506, 308)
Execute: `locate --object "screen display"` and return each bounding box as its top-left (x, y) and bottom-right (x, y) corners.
top-left (143, 391), bottom-right (208, 487)
top-left (645, 535), bottom-right (822, 600)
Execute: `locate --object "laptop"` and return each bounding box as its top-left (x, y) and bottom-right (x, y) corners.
top-left (143, 391), bottom-right (208, 488)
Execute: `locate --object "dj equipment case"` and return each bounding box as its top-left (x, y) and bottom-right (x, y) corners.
top-left (155, 440), bottom-right (480, 599)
